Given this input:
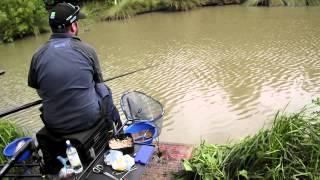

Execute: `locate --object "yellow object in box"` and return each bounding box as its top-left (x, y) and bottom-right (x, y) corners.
top-left (112, 157), bottom-right (127, 171)
top-left (104, 150), bottom-right (135, 171)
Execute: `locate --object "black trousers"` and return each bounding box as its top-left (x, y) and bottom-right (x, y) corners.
top-left (100, 94), bottom-right (122, 131)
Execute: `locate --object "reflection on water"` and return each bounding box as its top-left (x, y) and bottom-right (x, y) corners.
top-left (0, 6), bottom-right (320, 144)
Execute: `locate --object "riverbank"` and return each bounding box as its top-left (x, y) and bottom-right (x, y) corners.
top-left (84, 0), bottom-right (320, 20)
top-left (140, 99), bottom-right (320, 179)
top-left (175, 99), bottom-right (320, 179)
top-left (2, 0), bottom-right (320, 43)
top-left (142, 142), bottom-right (194, 179)
top-left (100, 0), bottom-right (241, 20)
top-left (1, 0), bottom-right (240, 43)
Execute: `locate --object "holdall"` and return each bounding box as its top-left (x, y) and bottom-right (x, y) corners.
top-left (36, 119), bottom-right (112, 174)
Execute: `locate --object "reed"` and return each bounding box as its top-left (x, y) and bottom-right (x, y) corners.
top-left (104, 0), bottom-right (208, 20)
top-left (307, 0), bottom-right (320, 5)
top-left (0, 120), bottom-right (27, 164)
top-left (81, 1), bottom-right (108, 18)
top-left (164, 0), bottom-right (206, 11)
top-left (178, 99), bottom-right (320, 179)
top-left (103, 0), bottom-right (159, 20)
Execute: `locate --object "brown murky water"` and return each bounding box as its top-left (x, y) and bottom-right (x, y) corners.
top-left (0, 6), bottom-right (319, 144)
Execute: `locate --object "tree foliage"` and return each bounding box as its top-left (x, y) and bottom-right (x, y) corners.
top-left (0, 0), bottom-right (48, 42)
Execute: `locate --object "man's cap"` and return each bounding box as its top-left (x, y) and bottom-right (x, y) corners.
top-left (49, 2), bottom-right (86, 29)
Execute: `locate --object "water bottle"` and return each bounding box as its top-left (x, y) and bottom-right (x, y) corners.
top-left (66, 140), bottom-right (83, 174)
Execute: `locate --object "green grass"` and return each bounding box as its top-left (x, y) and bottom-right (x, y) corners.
top-left (307, 0), bottom-right (320, 5)
top-left (164, 0), bottom-right (206, 11)
top-left (0, 120), bottom-right (27, 164)
top-left (81, 1), bottom-right (110, 19)
top-left (102, 0), bottom-right (320, 20)
top-left (103, 0), bottom-right (164, 20)
top-left (177, 98), bottom-right (320, 179)
top-left (103, 0), bottom-right (211, 20)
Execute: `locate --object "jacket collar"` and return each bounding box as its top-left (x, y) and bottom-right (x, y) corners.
top-left (50, 33), bottom-right (81, 41)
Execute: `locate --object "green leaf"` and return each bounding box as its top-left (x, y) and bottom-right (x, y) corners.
top-left (238, 170), bottom-right (249, 179)
top-left (183, 160), bottom-right (193, 171)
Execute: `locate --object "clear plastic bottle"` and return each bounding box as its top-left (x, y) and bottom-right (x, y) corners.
top-left (66, 140), bottom-right (83, 174)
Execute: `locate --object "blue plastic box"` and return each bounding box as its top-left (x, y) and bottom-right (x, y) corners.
top-left (134, 145), bottom-right (155, 165)
top-left (3, 137), bottom-right (33, 162)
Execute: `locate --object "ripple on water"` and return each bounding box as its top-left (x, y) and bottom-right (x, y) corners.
top-left (1, 7), bottom-right (320, 144)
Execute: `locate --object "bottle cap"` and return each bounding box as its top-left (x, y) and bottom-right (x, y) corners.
top-left (66, 140), bottom-right (71, 146)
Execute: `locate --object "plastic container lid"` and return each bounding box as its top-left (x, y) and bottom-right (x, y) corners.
top-left (66, 140), bottom-right (71, 147)
top-left (3, 137), bottom-right (33, 162)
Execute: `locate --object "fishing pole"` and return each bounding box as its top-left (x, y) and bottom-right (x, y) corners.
top-left (0, 65), bottom-right (157, 118)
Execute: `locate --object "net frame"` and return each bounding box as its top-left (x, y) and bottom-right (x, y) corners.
top-left (120, 91), bottom-right (164, 135)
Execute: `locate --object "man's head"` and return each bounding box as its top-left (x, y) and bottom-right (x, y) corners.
top-left (48, 2), bottom-right (85, 35)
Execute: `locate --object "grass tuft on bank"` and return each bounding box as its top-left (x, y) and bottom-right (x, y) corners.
top-left (176, 98), bottom-right (320, 179)
top-left (0, 119), bottom-right (27, 164)
top-left (165, 0), bottom-right (206, 11)
top-left (103, 0), bottom-right (221, 20)
top-left (103, 0), bottom-right (159, 20)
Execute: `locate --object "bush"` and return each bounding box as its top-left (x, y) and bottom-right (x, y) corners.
top-left (0, 0), bottom-right (48, 42)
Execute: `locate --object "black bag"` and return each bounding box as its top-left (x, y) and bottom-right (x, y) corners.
top-left (36, 119), bottom-right (112, 174)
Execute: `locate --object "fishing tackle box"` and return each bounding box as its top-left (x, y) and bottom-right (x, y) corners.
top-left (36, 119), bottom-right (113, 174)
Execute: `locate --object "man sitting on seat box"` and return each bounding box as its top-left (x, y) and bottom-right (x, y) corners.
top-left (28, 2), bottom-right (121, 134)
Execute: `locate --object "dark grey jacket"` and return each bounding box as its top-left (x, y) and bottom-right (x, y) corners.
top-left (28, 33), bottom-right (106, 134)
